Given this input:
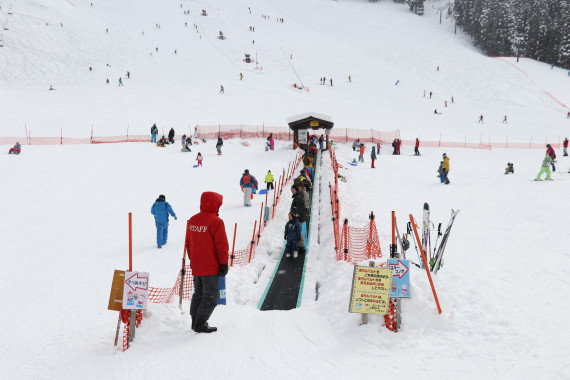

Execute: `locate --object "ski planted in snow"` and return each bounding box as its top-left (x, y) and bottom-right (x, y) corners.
top-left (430, 209), bottom-right (459, 274)
top-left (422, 203), bottom-right (430, 261)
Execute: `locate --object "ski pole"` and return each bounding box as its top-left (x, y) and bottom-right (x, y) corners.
top-left (407, 221), bottom-right (422, 268)
top-left (433, 223), bottom-right (442, 256)
top-left (179, 220), bottom-right (190, 311)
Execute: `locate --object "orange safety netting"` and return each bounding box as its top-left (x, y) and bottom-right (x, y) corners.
top-left (328, 147), bottom-right (382, 264)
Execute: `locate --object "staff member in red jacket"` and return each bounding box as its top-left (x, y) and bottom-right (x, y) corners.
top-left (414, 138), bottom-right (420, 156)
top-left (185, 192), bottom-right (229, 333)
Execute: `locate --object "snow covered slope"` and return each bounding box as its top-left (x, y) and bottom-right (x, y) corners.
top-left (0, 0), bottom-right (568, 142)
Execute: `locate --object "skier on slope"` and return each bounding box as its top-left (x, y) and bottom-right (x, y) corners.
top-left (479, 114), bottom-right (484, 123)
top-left (265, 170), bottom-right (274, 190)
top-left (240, 169), bottom-right (258, 207)
top-left (151, 194), bottom-right (177, 248)
top-left (441, 153), bottom-right (450, 184)
top-left (546, 144), bottom-right (556, 171)
top-left (535, 155), bottom-right (553, 181)
top-left (151, 124), bottom-right (158, 143)
top-left (563, 138), bottom-right (568, 156)
top-left (216, 136), bottom-right (223, 155)
top-left (414, 138), bottom-right (421, 156)
top-left (370, 146), bottom-right (377, 168)
top-left (186, 191), bottom-right (229, 333)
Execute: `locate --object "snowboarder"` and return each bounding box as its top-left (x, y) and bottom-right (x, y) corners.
top-left (358, 144), bottom-right (365, 163)
top-left (216, 137), bottom-right (223, 155)
top-left (414, 138), bottom-right (420, 156)
top-left (503, 115), bottom-right (508, 124)
top-left (563, 138), bottom-right (568, 156)
top-left (442, 153), bottom-right (450, 184)
top-left (265, 170), bottom-right (274, 190)
top-left (151, 194), bottom-right (177, 248)
top-left (168, 128), bottom-right (175, 144)
top-left (546, 144), bottom-right (556, 171)
top-left (284, 212), bottom-right (302, 258)
top-left (220, 85), bottom-right (224, 94)
top-left (479, 114), bottom-right (484, 123)
top-left (8, 142), bottom-right (21, 155)
top-left (118, 77), bottom-right (123, 86)
top-left (196, 152), bottom-right (203, 167)
top-left (150, 123), bottom-right (158, 143)
top-left (186, 191), bottom-right (229, 333)
top-left (535, 155), bottom-right (553, 181)
top-left (240, 170), bottom-right (258, 207)
top-left (505, 163), bottom-right (514, 175)
top-left (370, 146), bottom-right (377, 168)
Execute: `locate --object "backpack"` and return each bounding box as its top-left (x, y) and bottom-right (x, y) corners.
top-left (243, 174), bottom-right (251, 184)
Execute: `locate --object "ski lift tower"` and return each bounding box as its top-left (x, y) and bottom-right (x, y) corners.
top-left (286, 112), bottom-right (334, 150)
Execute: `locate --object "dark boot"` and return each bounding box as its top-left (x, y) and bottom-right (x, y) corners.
top-left (194, 318), bottom-right (217, 333)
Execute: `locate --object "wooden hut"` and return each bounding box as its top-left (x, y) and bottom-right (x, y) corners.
top-left (286, 113), bottom-right (334, 150)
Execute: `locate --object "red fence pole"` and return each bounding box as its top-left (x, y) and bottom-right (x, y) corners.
top-left (60, 128), bottom-right (63, 145)
top-left (128, 213), bottom-right (132, 271)
top-left (257, 202), bottom-right (263, 243)
top-left (409, 214), bottom-right (442, 314)
top-left (249, 220), bottom-right (257, 263)
top-left (230, 223), bottom-right (237, 267)
top-left (367, 212), bottom-right (374, 259)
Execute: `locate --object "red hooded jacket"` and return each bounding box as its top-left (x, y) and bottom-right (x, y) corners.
top-left (185, 192), bottom-right (229, 276)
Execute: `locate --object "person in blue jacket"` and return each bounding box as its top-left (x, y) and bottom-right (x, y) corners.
top-left (151, 194), bottom-right (177, 248)
top-left (284, 212), bottom-right (302, 258)
top-left (239, 169), bottom-right (258, 207)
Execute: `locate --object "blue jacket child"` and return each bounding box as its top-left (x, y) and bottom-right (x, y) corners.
top-left (284, 212), bottom-right (302, 258)
top-left (151, 194), bottom-right (177, 248)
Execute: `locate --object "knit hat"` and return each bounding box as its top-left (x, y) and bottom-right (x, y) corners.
top-left (442, 153), bottom-right (447, 157)
top-left (244, 169), bottom-right (249, 174)
top-left (158, 194), bottom-right (166, 200)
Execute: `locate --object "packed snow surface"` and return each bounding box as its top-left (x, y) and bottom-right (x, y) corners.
top-left (1, 0), bottom-right (570, 379)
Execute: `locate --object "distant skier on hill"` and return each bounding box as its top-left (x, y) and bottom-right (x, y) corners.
top-left (479, 114), bottom-right (484, 123)
top-left (370, 146), bottom-right (376, 168)
top-left (216, 137), bottom-right (223, 155)
top-left (503, 115), bottom-right (508, 124)
top-left (442, 153), bottom-right (450, 184)
top-left (168, 128), bottom-right (175, 144)
top-left (414, 138), bottom-right (420, 156)
top-left (563, 138), bottom-right (568, 156)
top-left (220, 85), bottom-right (224, 94)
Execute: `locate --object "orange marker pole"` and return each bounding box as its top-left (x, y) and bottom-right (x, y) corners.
top-left (409, 214), bottom-right (442, 314)
top-left (257, 202), bottom-right (263, 242)
top-left (230, 223), bottom-right (237, 267)
top-left (249, 220), bottom-right (257, 263)
top-left (128, 213), bottom-right (132, 271)
top-left (179, 219), bottom-right (190, 309)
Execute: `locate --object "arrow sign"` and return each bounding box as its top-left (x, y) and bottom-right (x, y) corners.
top-left (389, 260), bottom-right (409, 279)
top-left (125, 272), bottom-right (149, 291)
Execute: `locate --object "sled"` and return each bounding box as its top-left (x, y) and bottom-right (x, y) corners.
top-left (258, 189), bottom-right (268, 195)
top-left (193, 164), bottom-right (199, 168)
top-left (348, 162), bottom-right (357, 166)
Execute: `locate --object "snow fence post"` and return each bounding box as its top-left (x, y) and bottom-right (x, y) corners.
top-left (257, 202), bottom-right (263, 244)
top-left (249, 220), bottom-right (257, 263)
top-left (343, 218), bottom-right (349, 261)
top-left (367, 212), bottom-right (374, 259)
top-left (60, 128), bottom-right (63, 145)
top-left (230, 223), bottom-right (237, 267)
top-left (391, 211), bottom-right (397, 258)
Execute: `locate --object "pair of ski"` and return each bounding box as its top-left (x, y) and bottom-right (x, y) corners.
top-left (407, 205), bottom-right (459, 274)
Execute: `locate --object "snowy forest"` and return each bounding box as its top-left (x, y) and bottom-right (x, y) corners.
top-left (453, 0), bottom-right (570, 69)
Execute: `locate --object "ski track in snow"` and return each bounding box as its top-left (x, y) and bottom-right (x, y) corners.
top-left (1, 0), bottom-right (570, 379)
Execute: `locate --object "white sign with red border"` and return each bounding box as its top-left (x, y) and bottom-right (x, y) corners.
top-left (122, 271), bottom-right (149, 310)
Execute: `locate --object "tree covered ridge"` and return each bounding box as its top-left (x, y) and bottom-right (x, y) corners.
top-left (453, 0), bottom-right (570, 69)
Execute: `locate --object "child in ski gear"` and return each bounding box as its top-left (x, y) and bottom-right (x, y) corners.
top-left (181, 135), bottom-right (187, 148)
top-left (284, 213), bottom-right (302, 259)
top-left (414, 138), bottom-right (420, 156)
top-left (535, 155), bottom-right (553, 181)
top-left (182, 138), bottom-right (192, 152)
top-left (186, 192), bottom-right (229, 333)
top-left (240, 169), bottom-right (258, 207)
top-left (216, 137), bottom-right (223, 155)
top-left (505, 163), bottom-right (514, 174)
top-left (151, 123), bottom-right (158, 143)
top-left (196, 153), bottom-right (203, 166)
top-left (8, 142), bottom-right (21, 154)
top-left (157, 136), bottom-right (168, 147)
top-left (294, 169), bottom-right (312, 191)
top-left (302, 153), bottom-right (313, 169)
top-left (151, 194), bottom-right (177, 248)
top-left (437, 161), bottom-right (444, 183)
top-left (267, 134), bottom-right (275, 150)
top-left (563, 138), bottom-right (568, 156)
top-left (442, 154), bottom-right (450, 184)
top-left (546, 144), bottom-right (556, 171)
top-left (265, 170), bottom-right (274, 190)
top-left (370, 146), bottom-right (377, 168)
top-left (358, 144), bottom-right (365, 163)
top-left (168, 128), bottom-right (175, 144)
top-left (351, 139), bottom-right (358, 151)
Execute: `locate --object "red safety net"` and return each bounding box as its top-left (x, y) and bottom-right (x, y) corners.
top-left (384, 298), bottom-right (397, 332)
top-left (328, 148), bottom-right (382, 264)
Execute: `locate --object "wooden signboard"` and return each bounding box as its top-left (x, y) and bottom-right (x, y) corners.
top-left (108, 270), bottom-right (126, 311)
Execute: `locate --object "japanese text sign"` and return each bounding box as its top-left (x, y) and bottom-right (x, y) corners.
top-left (388, 259), bottom-right (411, 298)
top-left (349, 266), bottom-right (392, 315)
top-left (122, 271), bottom-right (149, 310)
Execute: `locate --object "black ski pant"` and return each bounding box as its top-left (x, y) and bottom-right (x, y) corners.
top-left (267, 181), bottom-right (274, 190)
top-left (442, 170), bottom-right (450, 184)
top-left (414, 147), bottom-right (420, 155)
top-left (190, 274), bottom-right (220, 322)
